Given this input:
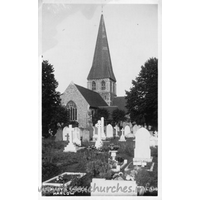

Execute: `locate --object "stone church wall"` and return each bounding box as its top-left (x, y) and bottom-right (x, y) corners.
top-left (61, 84), bottom-right (89, 128)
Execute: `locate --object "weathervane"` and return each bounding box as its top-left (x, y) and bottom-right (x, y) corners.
top-left (101, 4), bottom-right (104, 14)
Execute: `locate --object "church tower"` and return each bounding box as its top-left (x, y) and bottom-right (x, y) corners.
top-left (87, 14), bottom-right (117, 106)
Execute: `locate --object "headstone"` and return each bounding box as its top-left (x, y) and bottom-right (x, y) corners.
top-left (106, 124), bottom-right (113, 138)
top-left (82, 129), bottom-right (90, 142)
top-left (154, 131), bottom-right (158, 137)
top-left (63, 125), bottom-right (77, 152)
top-left (101, 117), bottom-right (106, 140)
top-left (62, 126), bottom-right (69, 141)
top-left (133, 127), bottom-right (152, 166)
top-left (55, 127), bottom-right (63, 141)
top-left (114, 125), bottom-right (119, 137)
top-left (73, 127), bottom-right (81, 146)
top-left (150, 135), bottom-right (158, 147)
top-left (119, 128), bottom-right (126, 141)
top-left (93, 126), bottom-right (98, 141)
top-left (124, 125), bottom-right (131, 136)
top-left (95, 120), bottom-right (103, 149)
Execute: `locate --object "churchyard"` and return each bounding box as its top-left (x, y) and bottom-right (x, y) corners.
top-left (42, 118), bottom-right (158, 196)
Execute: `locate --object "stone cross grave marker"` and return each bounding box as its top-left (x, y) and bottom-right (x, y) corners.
top-left (114, 125), bottom-right (119, 137)
top-left (101, 117), bottom-right (106, 140)
top-left (119, 128), bottom-right (126, 141)
top-left (95, 120), bottom-right (103, 149)
top-left (63, 125), bottom-right (77, 152)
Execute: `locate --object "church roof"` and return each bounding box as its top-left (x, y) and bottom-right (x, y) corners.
top-left (98, 97), bottom-right (128, 118)
top-left (75, 84), bottom-right (108, 107)
top-left (87, 14), bottom-right (116, 82)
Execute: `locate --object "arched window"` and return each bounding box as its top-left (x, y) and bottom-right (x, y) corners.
top-left (92, 81), bottom-right (96, 90)
top-left (66, 101), bottom-right (77, 121)
top-left (101, 80), bottom-right (106, 90)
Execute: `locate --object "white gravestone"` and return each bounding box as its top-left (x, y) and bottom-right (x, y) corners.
top-left (63, 125), bottom-right (77, 152)
top-left (114, 125), bottom-right (119, 137)
top-left (106, 124), bottom-right (113, 138)
top-left (92, 127), bottom-right (98, 141)
top-left (125, 125), bottom-right (134, 138)
top-left (62, 126), bottom-right (69, 141)
top-left (150, 135), bottom-right (158, 147)
top-left (124, 125), bottom-right (131, 137)
top-left (95, 120), bottom-right (103, 149)
top-left (154, 131), bottom-right (158, 137)
top-left (119, 128), bottom-right (126, 141)
top-left (101, 117), bottom-right (106, 140)
top-left (133, 127), bottom-right (152, 166)
top-left (73, 127), bottom-right (81, 146)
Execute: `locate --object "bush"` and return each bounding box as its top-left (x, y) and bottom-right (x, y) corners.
top-left (86, 160), bottom-right (112, 179)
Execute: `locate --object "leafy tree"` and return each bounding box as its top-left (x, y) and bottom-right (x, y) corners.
top-left (112, 109), bottom-right (126, 125)
top-left (126, 58), bottom-right (158, 129)
top-left (42, 60), bottom-right (68, 137)
top-left (48, 105), bottom-right (69, 134)
top-left (92, 108), bottom-right (109, 125)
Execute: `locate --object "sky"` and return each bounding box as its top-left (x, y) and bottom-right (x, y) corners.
top-left (39, 1), bottom-right (158, 96)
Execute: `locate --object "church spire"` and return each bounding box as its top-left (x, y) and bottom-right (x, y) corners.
top-left (87, 14), bottom-right (116, 82)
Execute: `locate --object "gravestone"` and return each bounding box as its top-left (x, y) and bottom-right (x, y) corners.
top-left (133, 127), bottom-right (152, 166)
top-left (82, 129), bottom-right (90, 142)
top-left (93, 126), bottom-right (98, 141)
top-left (150, 135), bottom-right (158, 147)
top-left (62, 126), bottom-right (69, 141)
top-left (154, 131), bottom-right (158, 137)
top-left (119, 128), bottom-right (126, 141)
top-left (95, 120), bottom-right (103, 149)
top-left (63, 125), bottom-right (77, 152)
top-left (101, 117), bottom-right (106, 140)
top-left (114, 125), bottom-right (119, 137)
top-left (55, 127), bottom-right (63, 141)
top-left (73, 127), bottom-right (81, 146)
top-left (124, 125), bottom-right (131, 137)
top-left (106, 124), bottom-right (113, 138)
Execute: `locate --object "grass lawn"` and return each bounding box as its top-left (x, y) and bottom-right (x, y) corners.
top-left (42, 136), bottom-right (157, 184)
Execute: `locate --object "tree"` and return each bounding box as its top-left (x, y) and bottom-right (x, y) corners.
top-left (42, 60), bottom-right (68, 137)
top-left (112, 109), bottom-right (126, 125)
top-left (92, 108), bottom-right (109, 125)
top-left (125, 58), bottom-right (158, 129)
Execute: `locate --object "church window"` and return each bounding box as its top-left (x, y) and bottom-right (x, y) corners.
top-left (92, 81), bottom-right (96, 90)
top-left (101, 80), bottom-right (106, 90)
top-left (66, 101), bottom-right (77, 121)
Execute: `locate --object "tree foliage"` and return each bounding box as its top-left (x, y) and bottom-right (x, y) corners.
top-left (92, 108), bottom-right (109, 125)
top-left (42, 60), bottom-right (68, 137)
top-left (112, 109), bottom-right (126, 125)
top-left (125, 58), bottom-right (158, 129)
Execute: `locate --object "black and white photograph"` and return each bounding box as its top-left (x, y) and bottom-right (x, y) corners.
top-left (39, 0), bottom-right (160, 197)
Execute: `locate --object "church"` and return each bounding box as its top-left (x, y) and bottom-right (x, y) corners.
top-left (61, 14), bottom-right (127, 129)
